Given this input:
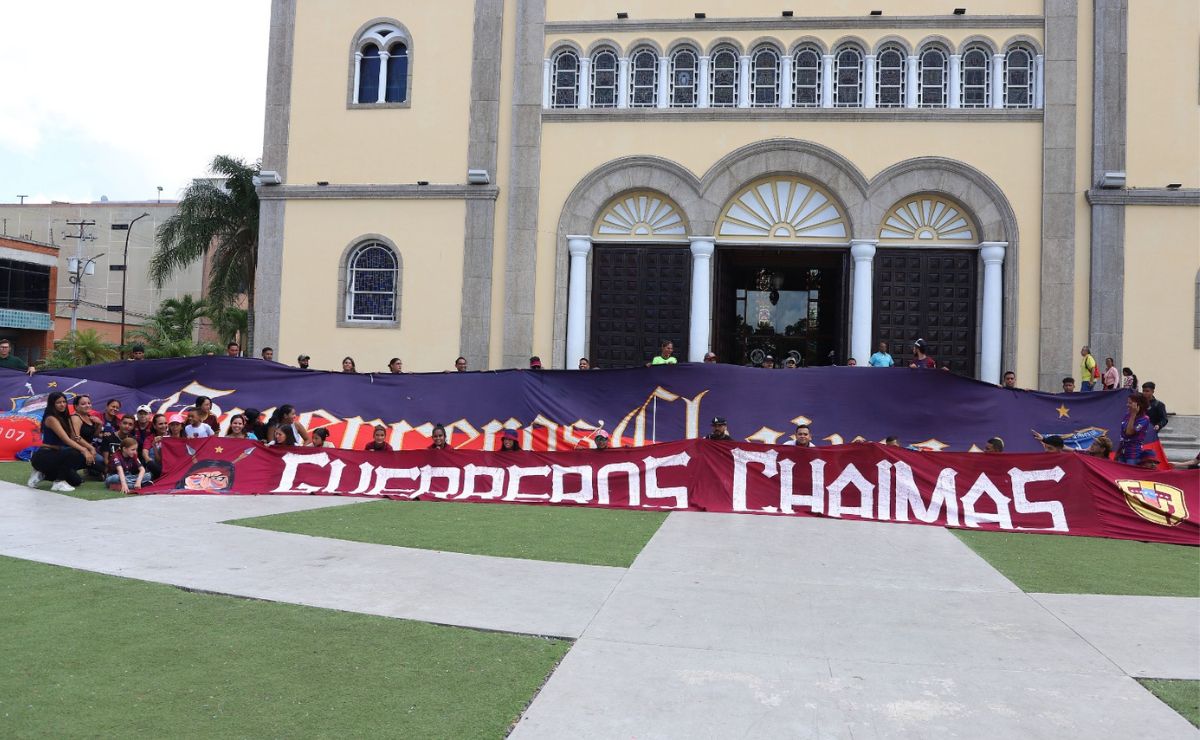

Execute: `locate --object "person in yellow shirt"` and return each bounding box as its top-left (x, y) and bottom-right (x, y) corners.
top-left (649, 340), bottom-right (677, 366)
top-left (1079, 345), bottom-right (1098, 392)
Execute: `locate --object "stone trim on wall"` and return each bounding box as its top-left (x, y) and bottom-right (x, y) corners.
top-left (546, 16), bottom-right (1045, 34)
top-left (336, 234), bottom-right (403, 330)
top-left (257, 184), bottom-right (499, 200)
top-left (543, 108), bottom-right (1042, 122)
top-left (1085, 189), bottom-right (1200, 206)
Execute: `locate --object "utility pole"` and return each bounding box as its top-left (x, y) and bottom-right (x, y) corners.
top-left (63, 220), bottom-right (97, 333)
top-left (16, 195), bottom-right (28, 204)
top-left (114, 212), bottom-right (150, 354)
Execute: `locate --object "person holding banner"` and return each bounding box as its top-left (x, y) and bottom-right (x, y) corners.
top-left (430, 425), bottom-right (449, 449)
top-left (28, 392), bottom-right (95, 492)
top-left (364, 425), bottom-right (390, 452)
top-left (499, 429), bottom-right (521, 451)
top-left (1116, 394), bottom-right (1152, 466)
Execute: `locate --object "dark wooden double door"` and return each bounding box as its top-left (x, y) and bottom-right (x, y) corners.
top-left (589, 245), bottom-right (691, 368)
top-left (873, 249), bottom-right (978, 375)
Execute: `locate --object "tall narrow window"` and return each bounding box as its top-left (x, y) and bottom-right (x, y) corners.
top-left (750, 47), bottom-right (780, 107)
top-left (358, 44), bottom-right (381, 103)
top-left (792, 46), bottom-right (822, 107)
top-left (710, 47), bottom-right (739, 107)
top-left (630, 48), bottom-right (659, 107)
top-left (961, 46), bottom-right (991, 108)
top-left (670, 47), bottom-right (699, 107)
top-left (385, 43), bottom-right (409, 103)
top-left (918, 46), bottom-right (948, 107)
top-left (1004, 46), bottom-right (1034, 108)
top-left (875, 45), bottom-right (905, 107)
top-left (346, 242), bottom-right (398, 322)
top-left (591, 48), bottom-right (618, 108)
top-left (551, 49), bottom-right (579, 108)
top-left (834, 45), bottom-right (863, 107)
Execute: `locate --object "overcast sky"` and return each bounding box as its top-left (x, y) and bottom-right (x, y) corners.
top-left (0, 2), bottom-right (270, 204)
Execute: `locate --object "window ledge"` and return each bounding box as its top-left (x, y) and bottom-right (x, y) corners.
top-left (337, 318), bottom-right (400, 330)
top-left (347, 101), bottom-right (412, 110)
top-left (543, 107), bottom-right (1042, 122)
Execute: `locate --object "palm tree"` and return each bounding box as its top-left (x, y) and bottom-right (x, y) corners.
top-left (129, 296), bottom-right (218, 358)
top-left (39, 330), bottom-right (120, 369)
top-left (150, 155), bottom-right (260, 351)
top-left (207, 305), bottom-right (248, 348)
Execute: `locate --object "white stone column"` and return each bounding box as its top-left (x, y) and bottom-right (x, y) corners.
top-left (737, 55), bottom-right (751, 108)
top-left (566, 236), bottom-right (593, 368)
top-left (542, 59), bottom-right (552, 108)
top-left (697, 55), bottom-right (711, 107)
top-left (578, 56), bottom-right (591, 109)
top-left (979, 242), bottom-right (1007, 384)
top-left (376, 51), bottom-right (391, 104)
top-left (617, 57), bottom-right (630, 108)
top-left (948, 54), bottom-right (962, 108)
top-left (990, 53), bottom-right (1005, 108)
top-left (863, 54), bottom-right (877, 108)
top-left (905, 55), bottom-right (918, 108)
top-left (1034, 54), bottom-right (1045, 109)
top-left (820, 54), bottom-right (834, 107)
top-left (353, 52), bottom-right (364, 104)
top-left (780, 54), bottom-right (794, 108)
top-left (849, 240), bottom-right (877, 365)
top-left (687, 238), bottom-right (716, 362)
top-left (657, 56), bottom-right (670, 108)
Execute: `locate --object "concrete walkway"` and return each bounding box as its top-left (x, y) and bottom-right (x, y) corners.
top-left (1, 483), bottom-right (1197, 737)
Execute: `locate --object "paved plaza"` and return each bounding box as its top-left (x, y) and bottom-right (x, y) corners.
top-left (1, 483), bottom-right (1196, 738)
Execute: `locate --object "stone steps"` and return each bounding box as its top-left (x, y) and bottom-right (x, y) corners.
top-left (1158, 415), bottom-right (1198, 463)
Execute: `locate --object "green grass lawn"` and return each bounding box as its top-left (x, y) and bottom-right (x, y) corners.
top-left (1138, 679), bottom-right (1200, 728)
top-left (0, 460), bottom-right (125, 500)
top-left (231, 499), bottom-right (667, 568)
top-left (952, 529), bottom-right (1200, 597)
top-left (0, 555), bottom-right (569, 737)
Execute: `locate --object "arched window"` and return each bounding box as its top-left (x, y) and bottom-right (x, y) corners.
top-left (591, 48), bottom-right (619, 108)
top-left (792, 46), bottom-right (822, 107)
top-left (345, 241), bottom-right (399, 323)
top-left (833, 44), bottom-right (864, 107)
top-left (918, 46), bottom-right (948, 107)
top-left (351, 22), bottom-right (413, 106)
top-left (629, 48), bottom-right (659, 107)
top-left (670, 46), bottom-right (699, 107)
top-left (961, 46), bottom-right (991, 108)
top-left (385, 43), bottom-right (409, 103)
top-left (875, 45), bottom-right (906, 108)
top-left (750, 46), bottom-right (781, 107)
top-left (710, 46), bottom-right (740, 107)
top-left (551, 49), bottom-right (579, 108)
top-left (1004, 45), bottom-right (1035, 108)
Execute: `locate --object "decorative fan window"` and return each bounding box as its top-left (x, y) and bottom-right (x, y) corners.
top-left (710, 47), bottom-right (740, 107)
top-left (879, 195), bottom-right (977, 243)
top-left (1004, 45), bottom-right (1035, 108)
top-left (345, 241), bottom-right (399, 321)
top-left (833, 44), bottom-right (864, 107)
top-left (875, 45), bottom-right (906, 108)
top-left (961, 46), bottom-right (991, 108)
top-left (629, 48), bottom-right (659, 107)
top-left (750, 46), bottom-right (781, 107)
top-left (670, 47), bottom-right (699, 107)
top-left (717, 176), bottom-right (849, 241)
top-left (593, 192), bottom-right (688, 240)
top-left (591, 48), bottom-right (618, 108)
top-left (551, 49), bottom-right (579, 108)
top-left (918, 46), bottom-right (948, 107)
top-left (792, 46), bottom-right (822, 107)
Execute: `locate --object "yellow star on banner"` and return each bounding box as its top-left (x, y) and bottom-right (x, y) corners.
top-left (1056, 405), bottom-right (1070, 419)
top-left (46, 381), bottom-right (57, 388)
top-left (213, 446), bottom-right (224, 454)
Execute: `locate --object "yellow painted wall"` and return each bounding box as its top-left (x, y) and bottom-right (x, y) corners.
top-left (1127, 1), bottom-right (1200, 188)
top-left (276, 199), bottom-right (467, 373)
top-left (1122, 206), bottom-right (1200, 415)
top-left (529, 121), bottom-right (1044, 374)
top-left (288, 1), bottom-right (474, 185)
top-left (546, 1), bottom-right (1042, 22)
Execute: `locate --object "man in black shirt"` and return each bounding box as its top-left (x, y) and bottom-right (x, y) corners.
top-left (1142, 382), bottom-right (1169, 431)
top-left (707, 417), bottom-right (732, 441)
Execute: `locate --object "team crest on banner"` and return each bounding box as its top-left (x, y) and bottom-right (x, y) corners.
top-left (1117, 479), bottom-right (1189, 526)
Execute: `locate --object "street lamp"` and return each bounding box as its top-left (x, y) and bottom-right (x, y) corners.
top-left (68, 254), bottom-right (104, 333)
top-left (112, 212), bottom-right (150, 355)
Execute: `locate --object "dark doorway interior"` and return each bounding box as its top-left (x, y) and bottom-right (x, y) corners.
top-left (714, 247), bottom-right (847, 367)
top-left (589, 244), bottom-right (691, 368)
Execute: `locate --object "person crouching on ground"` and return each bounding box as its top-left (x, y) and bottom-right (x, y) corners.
top-left (106, 437), bottom-right (149, 493)
top-left (29, 391), bottom-right (96, 492)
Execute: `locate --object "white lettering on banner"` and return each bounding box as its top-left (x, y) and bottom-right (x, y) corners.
top-left (893, 462), bottom-right (960, 526)
top-left (347, 461), bottom-right (376, 495)
top-left (551, 464), bottom-right (594, 504)
top-left (460, 464), bottom-right (505, 500)
top-left (597, 461), bottom-right (641, 506)
top-left (1009, 466), bottom-right (1067, 531)
top-left (504, 465), bottom-right (552, 502)
top-left (731, 448), bottom-right (777, 511)
top-left (417, 465), bottom-right (462, 499)
top-left (960, 473), bottom-right (1014, 529)
top-left (644, 452), bottom-right (691, 508)
top-left (322, 458), bottom-right (347, 493)
top-left (525, 415), bottom-right (560, 451)
top-left (368, 466), bottom-right (420, 497)
top-left (826, 464), bottom-right (875, 519)
top-left (876, 461), bottom-right (893, 520)
top-left (274, 452), bottom-right (330, 493)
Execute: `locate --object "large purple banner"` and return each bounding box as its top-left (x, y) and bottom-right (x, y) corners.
top-left (0, 357), bottom-right (1134, 457)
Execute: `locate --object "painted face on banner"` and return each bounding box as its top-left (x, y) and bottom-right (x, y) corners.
top-left (181, 462), bottom-right (234, 492)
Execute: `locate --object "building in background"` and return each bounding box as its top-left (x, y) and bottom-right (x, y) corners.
top-left (0, 201), bottom-right (205, 348)
top-left (0, 236), bottom-right (58, 363)
top-left (255, 0), bottom-right (1200, 413)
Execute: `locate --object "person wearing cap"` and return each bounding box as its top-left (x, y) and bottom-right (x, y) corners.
top-left (133, 404), bottom-right (155, 452)
top-left (1040, 435), bottom-right (1065, 453)
top-left (166, 412), bottom-right (186, 438)
top-left (129, 344), bottom-right (146, 361)
top-left (784, 356), bottom-right (797, 368)
top-left (708, 417), bottom-right (732, 441)
top-left (1137, 449), bottom-right (1160, 469)
top-left (499, 429), bottom-right (521, 451)
top-left (593, 429), bottom-right (611, 450)
top-left (529, 356), bottom-right (542, 370)
top-left (909, 339), bottom-right (936, 369)
top-left (297, 354), bottom-right (311, 370)
top-left (761, 355), bottom-right (776, 369)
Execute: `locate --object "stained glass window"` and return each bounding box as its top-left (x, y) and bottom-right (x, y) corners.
top-left (346, 243), bottom-right (398, 322)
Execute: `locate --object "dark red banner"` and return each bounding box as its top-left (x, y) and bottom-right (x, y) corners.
top-left (145, 439), bottom-right (1198, 546)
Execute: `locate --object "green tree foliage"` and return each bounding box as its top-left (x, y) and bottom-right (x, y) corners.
top-left (208, 305), bottom-right (248, 348)
top-left (39, 330), bottom-right (120, 369)
top-left (128, 296), bottom-right (220, 358)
